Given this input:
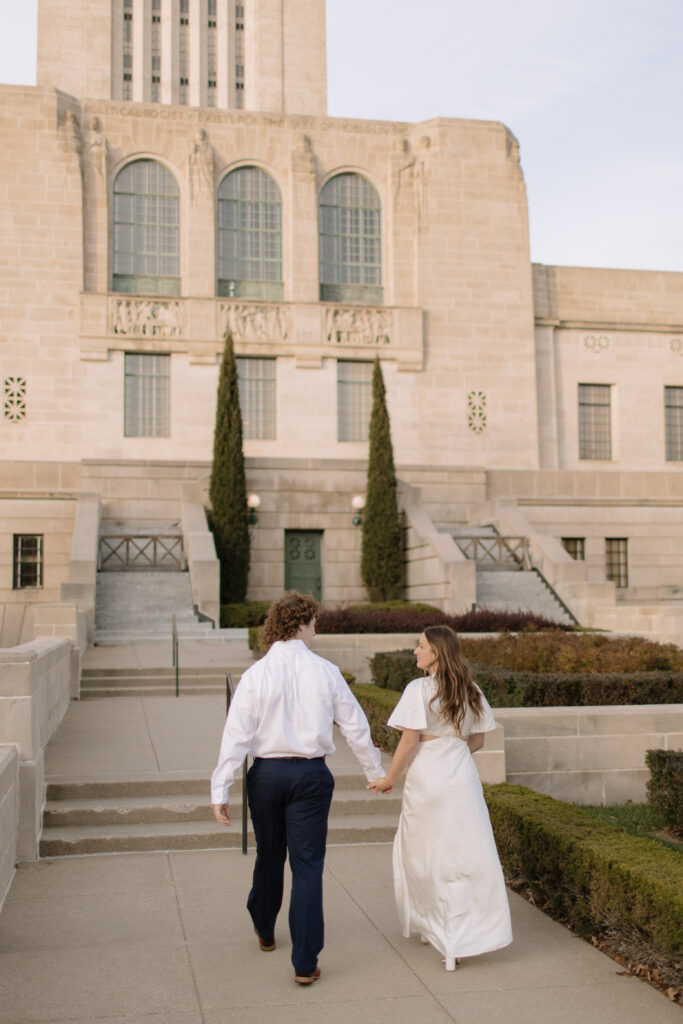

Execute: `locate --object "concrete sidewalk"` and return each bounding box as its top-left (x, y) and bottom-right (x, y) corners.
top-left (0, 641), bottom-right (679, 1022)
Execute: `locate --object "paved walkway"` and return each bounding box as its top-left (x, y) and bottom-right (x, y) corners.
top-left (0, 641), bottom-right (679, 1024)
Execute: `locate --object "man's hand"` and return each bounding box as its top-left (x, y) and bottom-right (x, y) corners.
top-left (212, 803), bottom-right (231, 826)
top-left (368, 777), bottom-right (393, 795)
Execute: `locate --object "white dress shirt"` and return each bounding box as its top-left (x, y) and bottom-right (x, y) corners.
top-left (211, 638), bottom-right (384, 804)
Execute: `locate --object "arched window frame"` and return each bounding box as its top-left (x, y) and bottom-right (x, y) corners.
top-left (217, 165), bottom-right (283, 300)
top-left (319, 172), bottom-right (383, 305)
top-left (112, 158), bottom-right (181, 296)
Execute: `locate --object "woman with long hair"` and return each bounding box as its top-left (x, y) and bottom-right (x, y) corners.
top-left (369, 625), bottom-right (512, 970)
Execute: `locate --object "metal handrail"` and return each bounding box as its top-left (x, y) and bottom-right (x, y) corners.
top-left (172, 614), bottom-right (179, 697)
top-left (453, 535), bottom-right (532, 570)
top-left (226, 671), bottom-right (248, 855)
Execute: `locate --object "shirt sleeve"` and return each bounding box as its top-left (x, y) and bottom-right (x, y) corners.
top-left (387, 679), bottom-right (427, 731)
top-left (331, 671), bottom-right (384, 782)
top-left (210, 675), bottom-right (259, 804)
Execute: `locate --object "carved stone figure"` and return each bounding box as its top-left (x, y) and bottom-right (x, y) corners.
top-left (112, 299), bottom-right (183, 338)
top-left (221, 303), bottom-right (291, 342)
top-left (86, 116), bottom-right (108, 177)
top-left (188, 128), bottom-right (213, 201)
top-left (414, 135), bottom-right (431, 230)
top-left (292, 133), bottom-right (316, 174)
top-left (63, 110), bottom-right (82, 160)
top-left (325, 307), bottom-right (392, 346)
top-left (390, 137), bottom-right (415, 206)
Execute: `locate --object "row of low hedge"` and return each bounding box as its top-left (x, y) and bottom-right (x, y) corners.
top-left (368, 651), bottom-right (683, 706)
top-left (646, 749), bottom-right (683, 836)
top-left (484, 783), bottom-right (683, 988)
top-left (457, 632), bottom-right (683, 674)
top-left (220, 601), bottom-right (271, 628)
top-left (315, 605), bottom-right (570, 634)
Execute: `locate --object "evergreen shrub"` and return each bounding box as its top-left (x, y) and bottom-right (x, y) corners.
top-left (646, 749), bottom-right (683, 836)
top-left (220, 601), bottom-right (271, 628)
top-left (368, 651), bottom-right (683, 705)
top-left (315, 606), bottom-right (567, 635)
top-left (485, 783), bottom-right (683, 984)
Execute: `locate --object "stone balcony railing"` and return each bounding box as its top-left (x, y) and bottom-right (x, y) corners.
top-left (79, 293), bottom-right (424, 371)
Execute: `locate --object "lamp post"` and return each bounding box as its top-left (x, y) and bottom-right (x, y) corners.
top-left (351, 494), bottom-right (365, 527)
top-left (247, 493), bottom-right (261, 526)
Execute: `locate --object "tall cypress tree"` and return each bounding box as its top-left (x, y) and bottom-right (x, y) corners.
top-left (361, 358), bottom-right (402, 601)
top-left (209, 330), bottom-right (250, 603)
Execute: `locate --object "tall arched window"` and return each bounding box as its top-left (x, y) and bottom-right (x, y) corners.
top-left (113, 160), bottom-right (180, 296)
top-left (319, 173), bottom-right (382, 304)
top-left (217, 167), bottom-right (283, 299)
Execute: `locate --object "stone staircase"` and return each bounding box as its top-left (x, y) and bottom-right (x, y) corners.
top-left (95, 570), bottom-right (213, 643)
top-left (39, 771), bottom-right (401, 856)
top-left (79, 665), bottom-right (251, 698)
top-left (475, 568), bottom-right (576, 626)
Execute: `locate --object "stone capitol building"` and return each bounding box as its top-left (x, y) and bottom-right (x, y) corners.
top-left (1, 0), bottom-right (682, 646)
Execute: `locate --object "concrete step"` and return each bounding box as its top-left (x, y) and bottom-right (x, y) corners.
top-left (79, 666), bottom-right (251, 697)
top-left (475, 568), bottom-right (575, 626)
top-left (43, 789), bottom-right (402, 828)
top-left (39, 813), bottom-right (400, 857)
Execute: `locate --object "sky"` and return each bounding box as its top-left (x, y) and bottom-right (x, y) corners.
top-left (2, 0), bottom-right (682, 273)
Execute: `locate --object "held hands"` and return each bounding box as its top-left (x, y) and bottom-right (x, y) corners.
top-left (368, 777), bottom-right (393, 795)
top-left (212, 803), bottom-right (231, 827)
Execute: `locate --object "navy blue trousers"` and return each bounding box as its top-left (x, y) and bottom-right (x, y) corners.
top-left (246, 757), bottom-right (335, 975)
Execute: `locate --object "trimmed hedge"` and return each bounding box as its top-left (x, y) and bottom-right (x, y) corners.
top-left (485, 783), bottom-right (683, 982)
top-left (370, 649), bottom-right (683, 706)
top-left (220, 601), bottom-right (271, 628)
top-left (316, 606), bottom-right (569, 634)
top-left (646, 749), bottom-right (683, 836)
top-left (350, 684), bottom-right (401, 754)
top-left (460, 632), bottom-right (683, 673)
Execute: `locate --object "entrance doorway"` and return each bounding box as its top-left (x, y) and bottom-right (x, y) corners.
top-left (284, 530), bottom-right (322, 602)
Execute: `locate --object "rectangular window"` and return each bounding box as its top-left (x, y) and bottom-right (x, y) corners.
top-left (236, 357), bottom-right (276, 439)
top-left (561, 538), bottom-right (585, 560)
top-left (337, 361), bottom-right (372, 442)
top-left (605, 538), bottom-right (628, 589)
top-left (151, 0), bottom-right (161, 102)
top-left (179, 0), bottom-right (190, 103)
top-left (124, 353), bottom-right (170, 437)
top-left (578, 383), bottom-right (611, 460)
top-left (123, 0), bottom-right (133, 100)
top-left (13, 535), bottom-right (43, 590)
top-left (665, 386), bottom-right (683, 460)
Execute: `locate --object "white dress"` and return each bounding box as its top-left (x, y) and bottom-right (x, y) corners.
top-left (387, 676), bottom-right (512, 964)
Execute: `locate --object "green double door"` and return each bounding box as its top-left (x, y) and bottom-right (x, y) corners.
top-left (284, 530), bottom-right (322, 602)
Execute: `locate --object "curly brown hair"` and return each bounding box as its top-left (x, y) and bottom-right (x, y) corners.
top-left (262, 591), bottom-right (320, 648)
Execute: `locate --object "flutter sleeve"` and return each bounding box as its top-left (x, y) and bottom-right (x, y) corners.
top-left (387, 679), bottom-right (428, 731)
top-left (465, 685), bottom-right (497, 735)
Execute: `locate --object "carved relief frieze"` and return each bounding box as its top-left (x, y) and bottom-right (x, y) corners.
top-left (325, 307), bottom-right (393, 347)
top-left (110, 298), bottom-right (183, 338)
top-left (220, 303), bottom-right (291, 342)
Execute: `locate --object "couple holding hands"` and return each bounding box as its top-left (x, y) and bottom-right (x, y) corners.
top-left (211, 591), bottom-right (512, 984)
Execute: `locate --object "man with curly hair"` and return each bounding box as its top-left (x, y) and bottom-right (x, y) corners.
top-left (211, 590), bottom-right (383, 984)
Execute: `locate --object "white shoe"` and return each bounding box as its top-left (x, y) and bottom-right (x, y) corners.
top-left (442, 955), bottom-right (458, 972)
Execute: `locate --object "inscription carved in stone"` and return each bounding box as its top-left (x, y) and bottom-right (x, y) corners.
top-left (325, 307), bottom-right (392, 347)
top-left (111, 299), bottom-right (183, 338)
top-left (221, 303), bottom-right (291, 342)
top-left (584, 334), bottom-right (610, 352)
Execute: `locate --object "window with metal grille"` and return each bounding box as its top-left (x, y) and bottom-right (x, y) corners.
top-left (124, 353), bottom-right (170, 437)
top-left (179, 0), bottom-right (189, 103)
top-left (337, 361), bottom-right (373, 442)
top-left (151, 0), bottom-right (161, 102)
top-left (561, 537), bottom-right (585, 560)
top-left (207, 0), bottom-right (217, 106)
top-left (123, 0), bottom-right (133, 100)
top-left (218, 167), bottom-right (283, 299)
top-left (13, 535), bottom-right (43, 590)
top-left (319, 174), bottom-right (383, 304)
top-left (113, 160), bottom-right (180, 296)
top-left (665, 386), bottom-right (683, 460)
top-left (605, 538), bottom-right (628, 588)
top-left (236, 357), bottom-right (276, 439)
top-left (578, 383), bottom-right (611, 460)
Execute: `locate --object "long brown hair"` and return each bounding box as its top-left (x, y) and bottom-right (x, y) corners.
top-left (423, 625), bottom-right (483, 733)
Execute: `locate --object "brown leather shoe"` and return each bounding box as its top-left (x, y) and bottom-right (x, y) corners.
top-left (254, 926), bottom-right (276, 952)
top-left (294, 967), bottom-right (321, 985)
